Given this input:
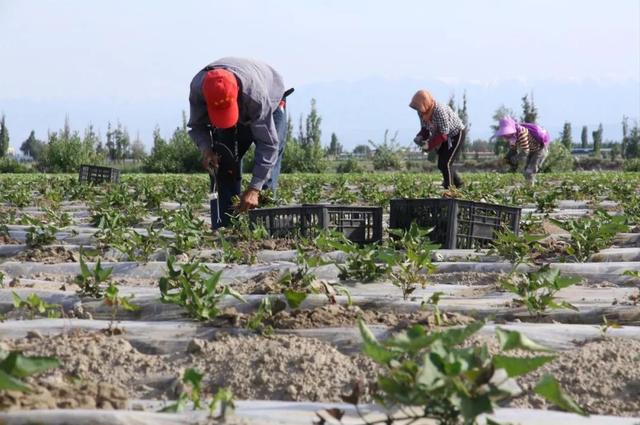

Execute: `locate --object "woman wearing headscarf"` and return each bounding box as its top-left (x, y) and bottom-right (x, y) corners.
top-left (493, 116), bottom-right (550, 184)
top-left (409, 90), bottom-right (466, 191)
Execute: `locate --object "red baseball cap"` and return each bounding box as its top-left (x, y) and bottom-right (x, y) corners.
top-left (202, 69), bottom-right (239, 129)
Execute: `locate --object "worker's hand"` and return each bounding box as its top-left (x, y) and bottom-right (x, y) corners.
top-left (202, 149), bottom-right (220, 174)
top-left (238, 187), bottom-right (260, 213)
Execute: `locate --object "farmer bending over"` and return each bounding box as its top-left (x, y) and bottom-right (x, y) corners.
top-left (188, 57), bottom-right (291, 228)
top-left (494, 116), bottom-right (550, 184)
top-left (410, 90), bottom-right (466, 194)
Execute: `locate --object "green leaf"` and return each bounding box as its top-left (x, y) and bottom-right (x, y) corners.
top-left (459, 394), bottom-right (494, 420)
top-left (223, 285), bottom-right (246, 303)
top-left (496, 328), bottom-right (553, 352)
top-left (11, 292), bottom-right (23, 308)
top-left (159, 393), bottom-right (188, 413)
top-left (79, 254), bottom-right (91, 278)
top-left (358, 319), bottom-right (395, 364)
top-left (439, 320), bottom-right (484, 347)
top-left (283, 290), bottom-right (307, 309)
top-left (0, 352), bottom-right (60, 378)
top-left (534, 374), bottom-right (588, 416)
top-left (493, 355), bottom-right (555, 377)
top-left (120, 296), bottom-right (140, 312)
top-left (0, 369), bottom-right (30, 392)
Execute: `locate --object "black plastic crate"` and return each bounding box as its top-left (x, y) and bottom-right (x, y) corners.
top-left (248, 205), bottom-right (328, 239)
top-left (389, 198), bottom-right (521, 249)
top-left (326, 205), bottom-right (383, 244)
top-left (78, 164), bottom-right (120, 184)
top-left (249, 204), bottom-right (383, 243)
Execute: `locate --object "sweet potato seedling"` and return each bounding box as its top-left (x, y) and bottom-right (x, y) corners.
top-left (12, 292), bottom-right (62, 319)
top-left (500, 265), bottom-right (582, 316)
top-left (0, 351), bottom-right (60, 392)
top-left (159, 256), bottom-right (245, 321)
top-left (75, 249), bottom-right (114, 298)
top-left (351, 320), bottom-right (586, 425)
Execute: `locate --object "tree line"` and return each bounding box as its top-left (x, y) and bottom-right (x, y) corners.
top-left (1, 93), bottom-right (639, 173)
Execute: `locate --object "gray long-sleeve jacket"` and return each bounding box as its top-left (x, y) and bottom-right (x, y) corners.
top-left (188, 57), bottom-right (285, 190)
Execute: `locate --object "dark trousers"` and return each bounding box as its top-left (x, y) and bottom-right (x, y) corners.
top-left (210, 105), bottom-right (287, 229)
top-left (437, 130), bottom-right (465, 189)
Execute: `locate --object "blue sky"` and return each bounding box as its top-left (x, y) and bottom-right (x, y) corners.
top-left (0, 0), bottom-right (639, 149)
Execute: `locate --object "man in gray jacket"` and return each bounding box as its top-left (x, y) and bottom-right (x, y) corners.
top-left (188, 57), bottom-right (289, 228)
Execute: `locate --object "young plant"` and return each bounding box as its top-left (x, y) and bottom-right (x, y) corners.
top-left (23, 216), bottom-right (57, 248)
top-left (325, 236), bottom-right (390, 283)
top-left (75, 250), bottom-right (114, 298)
top-left (229, 214), bottom-right (268, 242)
top-left (352, 320), bottom-right (585, 425)
top-left (42, 206), bottom-right (72, 228)
top-left (0, 351), bottom-right (60, 392)
top-left (209, 387), bottom-right (236, 420)
top-left (111, 225), bottom-right (166, 263)
top-left (421, 291), bottom-right (444, 326)
top-left (276, 250), bottom-right (330, 307)
top-left (386, 223), bottom-right (439, 299)
top-left (552, 211), bottom-right (629, 262)
top-left (217, 232), bottom-right (256, 265)
top-left (534, 189), bottom-right (560, 213)
top-left (246, 297), bottom-right (286, 336)
top-left (623, 270), bottom-right (640, 281)
top-left (162, 207), bottom-right (206, 254)
top-left (160, 368), bottom-right (205, 413)
top-left (159, 256), bottom-right (245, 321)
top-left (12, 292), bottom-right (62, 319)
top-left (104, 283), bottom-right (140, 330)
top-left (598, 315), bottom-right (622, 339)
top-left (489, 229), bottom-right (544, 272)
top-left (500, 265), bottom-right (582, 316)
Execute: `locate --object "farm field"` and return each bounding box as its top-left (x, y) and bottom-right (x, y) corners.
top-left (0, 171), bottom-right (639, 425)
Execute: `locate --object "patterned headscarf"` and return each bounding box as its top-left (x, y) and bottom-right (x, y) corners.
top-left (409, 90), bottom-right (436, 122)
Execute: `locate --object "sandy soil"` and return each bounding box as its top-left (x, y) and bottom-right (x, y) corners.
top-left (215, 304), bottom-right (473, 330)
top-left (0, 330), bottom-right (378, 403)
top-left (514, 337), bottom-right (640, 417)
top-left (14, 246), bottom-right (78, 264)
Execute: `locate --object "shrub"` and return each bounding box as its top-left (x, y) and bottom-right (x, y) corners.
top-left (541, 142), bottom-right (574, 173)
top-left (336, 158), bottom-right (364, 173)
top-left (0, 158), bottom-right (30, 173)
top-left (38, 130), bottom-right (102, 173)
top-left (144, 126), bottom-right (201, 173)
top-left (624, 158), bottom-right (640, 172)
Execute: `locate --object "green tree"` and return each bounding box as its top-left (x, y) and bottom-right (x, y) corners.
top-left (521, 93), bottom-right (538, 123)
top-left (20, 130), bottom-right (45, 160)
top-left (560, 122), bottom-right (573, 150)
top-left (592, 123), bottom-right (603, 155)
top-left (327, 132), bottom-right (343, 156)
top-left (370, 130), bottom-right (402, 171)
top-left (281, 99), bottom-right (326, 173)
top-left (143, 117), bottom-right (201, 173)
top-left (610, 143), bottom-right (621, 161)
top-left (105, 122), bottom-right (117, 161)
top-left (108, 122), bottom-right (130, 163)
top-left (622, 115), bottom-right (629, 158)
top-left (626, 123), bottom-right (640, 159)
top-left (130, 132), bottom-right (147, 163)
top-left (353, 144), bottom-right (372, 157)
top-left (458, 92), bottom-right (470, 142)
top-left (83, 124), bottom-right (101, 156)
top-left (39, 118), bottom-right (100, 172)
top-left (492, 105), bottom-right (515, 156)
top-left (0, 114), bottom-right (9, 157)
top-left (581, 125), bottom-right (589, 149)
